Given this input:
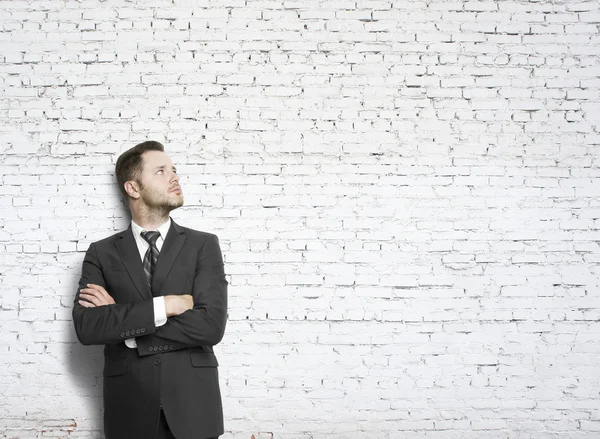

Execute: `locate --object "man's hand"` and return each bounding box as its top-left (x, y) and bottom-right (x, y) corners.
top-left (164, 294), bottom-right (194, 317)
top-left (79, 283), bottom-right (116, 308)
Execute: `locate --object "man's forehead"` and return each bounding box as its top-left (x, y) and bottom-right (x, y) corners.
top-left (142, 150), bottom-right (175, 168)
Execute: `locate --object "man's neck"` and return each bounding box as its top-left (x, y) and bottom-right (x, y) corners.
top-left (131, 212), bottom-right (170, 231)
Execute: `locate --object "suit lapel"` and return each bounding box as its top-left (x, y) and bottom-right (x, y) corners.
top-left (152, 219), bottom-right (186, 296)
top-left (115, 225), bottom-right (151, 300)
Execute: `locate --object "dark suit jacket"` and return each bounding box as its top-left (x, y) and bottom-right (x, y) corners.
top-left (72, 218), bottom-right (228, 439)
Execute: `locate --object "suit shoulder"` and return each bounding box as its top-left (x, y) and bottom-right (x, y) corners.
top-left (181, 226), bottom-right (219, 242)
top-left (88, 229), bottom-right (127, 248)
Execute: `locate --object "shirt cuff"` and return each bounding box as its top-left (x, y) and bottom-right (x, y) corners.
top-left (125, 298), bottom-right (166, 349)
top-left (153, 296), bottom-right (167, 327)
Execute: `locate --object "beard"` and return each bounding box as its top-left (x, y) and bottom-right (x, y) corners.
top-left (138, 182), bottom-right (184, 214)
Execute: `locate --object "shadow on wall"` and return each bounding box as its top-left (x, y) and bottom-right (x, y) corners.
top-left (65, 273), bottom-right (104, 434)
top-left (64, 186), bottom-right (131, 435)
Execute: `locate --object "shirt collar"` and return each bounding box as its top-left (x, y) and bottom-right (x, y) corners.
top-left (131, 217), bottom-right (171, 241)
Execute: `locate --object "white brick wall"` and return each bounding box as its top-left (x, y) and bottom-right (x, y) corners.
top-left (1, 0), bottom-right (600, 437)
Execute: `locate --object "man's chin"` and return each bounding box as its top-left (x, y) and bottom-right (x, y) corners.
top-left (140, 194), bottom-right (183, 213)
top-left (153, 199), bottom-right (184, 213)
top-left (168, 198), bottom-right (184, 210)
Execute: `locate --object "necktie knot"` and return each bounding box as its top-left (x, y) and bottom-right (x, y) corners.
top-left (141, 230), bottom-right (161, 246)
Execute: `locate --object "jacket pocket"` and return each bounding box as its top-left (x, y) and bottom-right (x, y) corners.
top-left (190, 351), bottom-right (219, 367)
top-left (103, 358), bottom-right (126, 377)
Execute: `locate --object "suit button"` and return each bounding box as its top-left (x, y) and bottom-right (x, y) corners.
top-left (153, 359), bottom-right (161, 365)
top-left (163, 345), bottom-right (169, 350)
top-left (148, 347), bottom-right (152, 352)
top-left (125, 331), bottom-right (130, 336)
top-left (120, 332), bottom-right (125, 338)
top-left (135, 329), bottom-right (141, 335)
top-left (141, 328), bottom-right (146, 333)
top-left (169, 345), bottom-right (174, 350)
top-left (158, 346), bottom-right (163, 351)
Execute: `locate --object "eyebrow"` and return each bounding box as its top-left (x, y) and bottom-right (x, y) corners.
top-left (155, 165), bottom-right (177, 172)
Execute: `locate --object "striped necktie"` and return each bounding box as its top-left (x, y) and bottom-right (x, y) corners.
top-left (141, 230), bottom-right (161, 290)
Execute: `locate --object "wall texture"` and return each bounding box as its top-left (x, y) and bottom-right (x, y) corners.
top-left (1, 0), bottom-right (600, 438)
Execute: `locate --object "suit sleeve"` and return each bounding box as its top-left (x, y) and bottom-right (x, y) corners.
top-left (135, 234), bottom-right (228, 357)
top-left (72, 242), bottom-right (156, 345)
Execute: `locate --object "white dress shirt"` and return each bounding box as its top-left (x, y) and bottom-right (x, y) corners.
top-left (124, 218), bottom-right (170, 348)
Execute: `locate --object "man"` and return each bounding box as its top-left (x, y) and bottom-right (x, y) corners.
top-left (72, 141), bottom-right (227, 439)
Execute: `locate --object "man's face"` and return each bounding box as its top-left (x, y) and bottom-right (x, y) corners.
top-left (134, 150), bottom-right (183, 212)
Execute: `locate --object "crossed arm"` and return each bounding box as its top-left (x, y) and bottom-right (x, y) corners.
top-left (72, 234), bottom-right (228, 356)
top-left (78, 284), bottom-right (193, 318)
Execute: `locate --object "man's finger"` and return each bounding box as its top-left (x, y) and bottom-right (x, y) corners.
top-left (79, 292), bottom-right (103, 306)
top-left (81, 286), bottom-right (115, 305)
top-left (81, 290), bottom-right (114, 305)
top-left (80, 288), bottom-right (102, 298)
top-left (87, 284), bottom-right (108, 295)
top-left (78, 299), bottom-right (96, 308)
top-left (94, 286), bottom-right (115, 303)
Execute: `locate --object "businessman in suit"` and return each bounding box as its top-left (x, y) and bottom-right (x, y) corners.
top-left (72, 141), bottom-right (227, 439)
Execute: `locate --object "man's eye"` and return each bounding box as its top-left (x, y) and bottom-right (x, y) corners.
top-left (157, 170), bottom-right (163, 174)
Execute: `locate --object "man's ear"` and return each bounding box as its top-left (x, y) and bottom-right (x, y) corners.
top-left (124, 181), bottom-right (140, 199)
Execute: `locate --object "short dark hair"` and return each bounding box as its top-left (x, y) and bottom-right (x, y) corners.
top-left (115, 141), bottom-right (164, 199)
